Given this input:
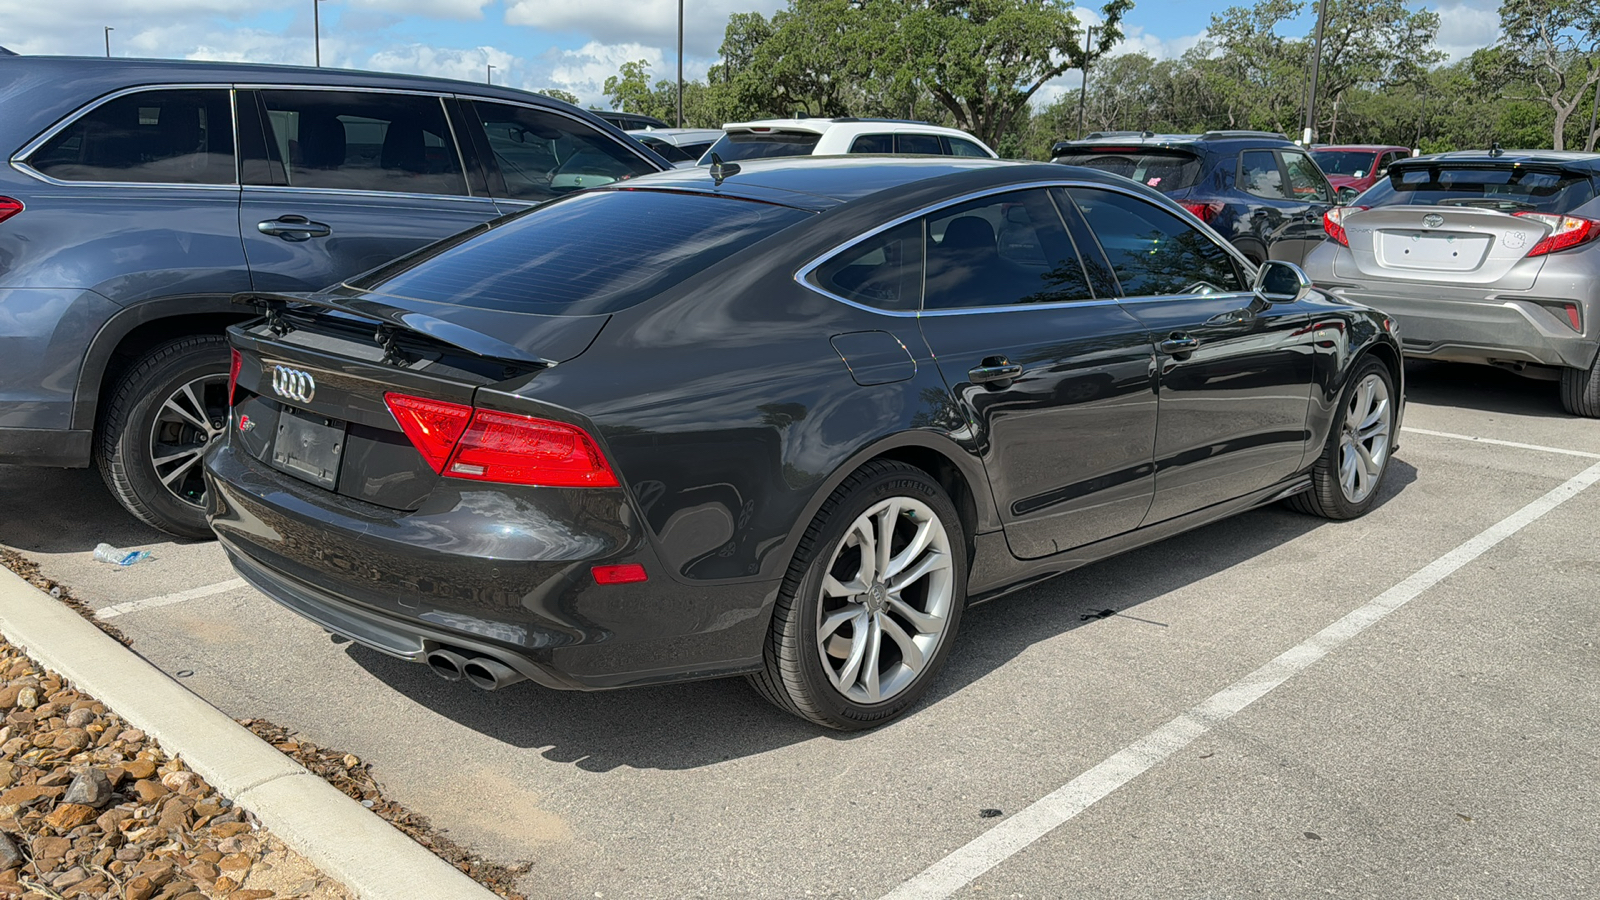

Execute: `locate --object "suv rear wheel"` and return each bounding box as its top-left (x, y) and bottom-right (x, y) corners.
top-left (97, 336), bottom-right (231, 539)
top-left (1559, 355), bottom-right (1600, 418)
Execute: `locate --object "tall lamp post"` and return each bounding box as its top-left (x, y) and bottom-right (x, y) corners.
top-left (1076, 26), bottom-right (1099, 140)
top-left (676, 0), bottom-right (685, 127)
top-left (313, 0), bottom-right (324, 67)
top-left (1303, 0), bottom-right (1328, 145)
top-left (103, 26), bottom-right (113, 58)
top-left (486, 63), bottom-right (496, 85)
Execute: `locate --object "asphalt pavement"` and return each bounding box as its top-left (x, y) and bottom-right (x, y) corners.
top-left (2, 360), bottom-right (1596, 900)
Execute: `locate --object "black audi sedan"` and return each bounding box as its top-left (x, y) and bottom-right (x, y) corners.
top-left (204, 157), bottom-right (1404, 729)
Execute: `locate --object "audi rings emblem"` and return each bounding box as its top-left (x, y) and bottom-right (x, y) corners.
top-left (272, 365), bottom-right (316, 404)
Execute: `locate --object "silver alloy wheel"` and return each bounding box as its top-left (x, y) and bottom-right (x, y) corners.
top-left (1337, 373), bottom-right (1392, 504)
top-left (149, 374), bottom-right (229, 508)
top-left (815, 497), bottom-right (955, 704)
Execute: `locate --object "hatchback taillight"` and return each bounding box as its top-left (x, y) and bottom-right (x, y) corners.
top-left (1512, 212), bottom-right (1600, 257)
top-left (383, 393), bottom-right (618, 488)
top-left (0, 197), bottom-right (22, 225)
top-left (1323, 206), bottom-right (1367, 247)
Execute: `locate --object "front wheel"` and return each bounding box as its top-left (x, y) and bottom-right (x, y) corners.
top-left (748, 460), bottom-right (967, 730)
top-left (1288, 356), bottom-right (1396, 520)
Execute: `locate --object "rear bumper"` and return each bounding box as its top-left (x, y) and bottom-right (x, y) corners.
top-left (1317, 287), bottom-right (1599, 370)
top-left (0, 427), bottom-right (91, 467)
top-left (204, 442), bottom-right (777, 690)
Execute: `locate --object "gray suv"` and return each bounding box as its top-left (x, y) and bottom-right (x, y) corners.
top-left (0, 56), bottom-right (669, 536)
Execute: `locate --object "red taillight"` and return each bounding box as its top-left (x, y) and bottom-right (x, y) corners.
top-left (1512, 212), bottom-right (1600, 257)
top-left (0, 197), bottom-right (21, 225)
top-left (227, 349), bottom-right (242, 405)
top-left (383, 393), bottom-right (617, 488)
top-left (1323, 206), bottom-right (1367, 247)
top-left (591, 563), bottom-right (647, 585)
top-left (1181, 202), bottom-right (1219, 223)
top-left (384, 393), bottom-right (472, 474)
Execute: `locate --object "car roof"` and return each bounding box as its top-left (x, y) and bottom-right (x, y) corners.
top-left (627, 128), bottom-right (724, 141)
top-left (1397, 149), bottom-right (1600, 171)
top-left (721, 117), bottom-right (969, 136)
top-left (1053, 130), bottom-right (1295, 154)
top-left (1314, 145), bottom-right (1411, 152)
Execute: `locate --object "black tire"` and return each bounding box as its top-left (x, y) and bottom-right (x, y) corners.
top-left (97, 335), bottom-right (231, 539)
top-left (1559, 354), bottom-right (1600, 417)
top-left (748, 460), bottom-right (967, 730)
top-left (1288, 356), bottom-right (1397, 520)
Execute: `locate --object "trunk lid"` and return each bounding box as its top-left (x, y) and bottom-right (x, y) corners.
top-left (1334, 206), bottom-right (1549, 289)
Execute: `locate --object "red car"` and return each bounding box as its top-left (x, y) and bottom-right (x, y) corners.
top-left (1310, 144), bottom-right (1413, 196)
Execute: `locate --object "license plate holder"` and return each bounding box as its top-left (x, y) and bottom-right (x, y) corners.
top-left (270, 408), bottom-right (345, 490)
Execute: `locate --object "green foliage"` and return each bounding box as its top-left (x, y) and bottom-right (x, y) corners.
top-left (537, 89), bottom-right (581, 107)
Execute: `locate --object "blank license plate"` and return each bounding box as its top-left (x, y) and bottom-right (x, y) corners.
top-left (271, 408), bottom-right (344, 489)
top-left (1378, 231), bottom-right (1490, 270)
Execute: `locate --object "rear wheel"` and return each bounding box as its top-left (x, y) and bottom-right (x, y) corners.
top-left (1288, 356), bottom-right (1395, 520)
top-left (97, 335), bottom-right (231, 539)
top-left (748, 460), bottom-right (966, 730)
top-left (1559, 354), bottom-right (1600, 417)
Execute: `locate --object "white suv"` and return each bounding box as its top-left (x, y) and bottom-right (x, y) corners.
top-left (698, 117), bottom-right (997, 163)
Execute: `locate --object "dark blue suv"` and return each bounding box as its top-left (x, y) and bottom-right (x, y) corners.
top-left (0, 56), bottom-right (669, 537)
top-left (1051, 131), bottom-right (1336, 266)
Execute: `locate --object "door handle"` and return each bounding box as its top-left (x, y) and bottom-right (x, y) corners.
top-left (1158, 334), bottom-right (1199, 355)
top-left (257, 216), bottom-right (332, 241)
top-left (968, 358), bottom-right (1023, 386)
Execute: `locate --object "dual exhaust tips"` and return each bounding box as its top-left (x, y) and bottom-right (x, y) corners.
top-left (425, 648), bottom-right (526, 691)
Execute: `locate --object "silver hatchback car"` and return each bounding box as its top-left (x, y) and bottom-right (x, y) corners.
top-left (1303, 150), bottom-right (1600, 416)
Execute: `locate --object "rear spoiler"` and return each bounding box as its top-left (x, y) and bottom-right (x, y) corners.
top-left (231, 291), bottom-right (558, 369)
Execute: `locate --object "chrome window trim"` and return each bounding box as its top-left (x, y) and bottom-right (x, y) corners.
top-left (10, 83), bottom-right (242, 190)
top-left (238, 184), bottom-right (503, 205)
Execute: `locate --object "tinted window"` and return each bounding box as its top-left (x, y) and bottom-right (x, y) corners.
top-left (1239, 150), bottom-right (1288, 199)
top-left (703, 131), bottom-right (822, 162)
top-left (1310, 150), bottom-right (1378, 177)
top-left (349, 190), bottom-right (809, 315)
top-left (29, 89), bottom-right (235, 185)
top-left (1068, 188), bottom-right (1246, 297)
top-left (896, 133), bottom-right (943, 155)
top-left (1053, 150), bottom-right (1203, 192)
top-left (476, 102), bottom-right (656, 201)
top-left (635, 136), bottom-right (693, 163)
top-left (1282, 151), bottom-right (1331, 202)
top-left (247, 91), bottom-right (464, 195)
top-left (923, 189), bottom-right (1093, 310)
top-left (1363, 164), bottom-right (1597, 214)
top-left (948, 137), bottom-right (991, 158)
top-left (680, 142), bottom-right (714, 159)
top-left (849, 134), bottom-right (894, 154)
top-left (813, 220), bottom-right (923, 311)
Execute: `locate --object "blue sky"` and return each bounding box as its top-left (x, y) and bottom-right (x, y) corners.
top-left (0, 1), bottom-right (1503, 109)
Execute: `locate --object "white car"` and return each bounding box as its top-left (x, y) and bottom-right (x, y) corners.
top-left (626, 128), bottom-right (725, 167)
top-left (698, 118), bottom-right (997, 164)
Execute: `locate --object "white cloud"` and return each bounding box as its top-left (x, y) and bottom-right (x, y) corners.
top-left (504, 0), bottom-right (786, 58)
top-left (365, 43), bottom-right (518, 83)
top-left (347, 0), bottom-right (492, 19)
top-left (549, 41), bottom-right (667, 105)
top-left (1433, 2), bottom-right (1500, 61)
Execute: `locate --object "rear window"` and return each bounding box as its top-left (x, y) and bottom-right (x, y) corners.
top-left (348, 189), bottom-right (809, 315)
top-left (704, 131), bottom-right (822, 162)
top-left (1052, 149), bottom-right (1203, 192)
top-left (1366, 164), bottom-right (1596, 214)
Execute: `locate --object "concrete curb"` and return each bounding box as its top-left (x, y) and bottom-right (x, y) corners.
top-left (0, 565), bottom-right (497, 900)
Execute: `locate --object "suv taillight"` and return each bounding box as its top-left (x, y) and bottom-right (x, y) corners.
top-left (1512, 212), bottom-right (1600, 257)
top-left (1323, 206), bottom-right (1367, 247)
top-left (1181, 202), bottom-right (1219, 223)
top-left (383, 393), bottom-right (618, 488)
top-left (0, 197), bottom-right (22, 225)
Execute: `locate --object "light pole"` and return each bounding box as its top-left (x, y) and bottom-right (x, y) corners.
top-left (1587, 75), bottom-right (1600, 152)
top-left (486, 63), bottom-right (495, 85)
top-left (1076, 26), bottom-right (1099, 139)
top-left (103, 26), bottom-right (113, 58)
top-left (676, 0), bottom-right (684, 127)
top-left (1303, 0), bottom-right (1328, 145)
top-left (313, 0), bottom-right (323, 67)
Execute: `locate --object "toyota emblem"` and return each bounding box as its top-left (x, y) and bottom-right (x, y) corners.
top-left (1422, 213), bottom-right (1444, 229)
top-left (271, 365), bottom-right (316, 404)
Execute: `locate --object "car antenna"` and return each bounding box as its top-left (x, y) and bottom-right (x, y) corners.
top-left (709, 153), bottom-right (740, 187)
top-left (1489, 142), bottom-right (1503, 158)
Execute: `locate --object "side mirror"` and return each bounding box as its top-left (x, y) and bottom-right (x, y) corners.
top-left (1335, 185), bottom-right (1361, 206)
top-left (1254, 260), bottom-right (1314, 304)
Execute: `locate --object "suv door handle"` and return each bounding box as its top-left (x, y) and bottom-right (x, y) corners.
top-left (969, 358), bottom-right (1024, 386)
top-left (257, 216), bottom-right (332, 241)
top-left (1158, 334), bottom-right (1199, 355)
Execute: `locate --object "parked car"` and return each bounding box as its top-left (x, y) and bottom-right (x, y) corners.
top-left (206, 156), bottom-right (1404, 729)
top-left (1051, 130), bottom-right (1337, 265)
top-left (594, 110), bottom-right (670, 131)
top-left (699, 118), bottom-right (997, 163)
top-left (1311, 144), bottom-right (1414, 198)
top-left (1305, 149), bottom-right (1600, 416)
top-left (0, 55), bottom-right (670, 537)
top-left (626, 127), bottom-right (724, 166)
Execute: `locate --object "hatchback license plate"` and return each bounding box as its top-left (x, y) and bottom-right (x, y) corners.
top-left (271, 408), bottom-right (344, 489)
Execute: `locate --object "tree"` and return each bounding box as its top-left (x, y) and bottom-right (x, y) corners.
top-left (603, 60), bottom-right (671, 119)
top-left (1496, 0), bottom-right (1600, 150)
top-left (1308, 0), bottom-right (1442, 142)
top-left (538, 89), bottom-right (581, 106)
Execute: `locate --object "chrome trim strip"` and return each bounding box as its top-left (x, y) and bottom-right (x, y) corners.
top-left (239, 184), bottom-right (502, 204)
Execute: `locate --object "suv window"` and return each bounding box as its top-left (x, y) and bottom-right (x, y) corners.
top-left (703, 131), bottom-right (823, 162)
top-left (475, 101), bottom-right (657, 202)
top-left (923, 189), bottom-right (1093, 310)
top-left (849, 134), bottom-right (893, 154)
top-left (28, 89), bottom-right (235, 185)
top-left (1282, 151), bottom-right (1331, 202)
top-left (1239, 150), bottom-right (1289, 199)
top-left (896, 133), bottom-right (943, 155)
top-left (1067, 187), bottom-right (1246, 297)
top-left (634, 135), bottom-right (694, 163)
top-left (1053, 149), bottom-right (1204, 192)
top-left (247, 90), bottom-right (465, 196)
top-left (948, 137), bottom-right (990, 158)
top-left (812, 220), bottom-right (923, 311)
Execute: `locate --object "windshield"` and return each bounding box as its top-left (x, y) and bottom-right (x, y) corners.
top-left (701, 131), bottom-right (822, 163)
top-left (1311, 150), bottom-right (1379, 177)
top-left (348, 190), bottom-right (810, 315)
top-left (1051, 149), bottom-right (1203, 192)
top-left (1365, 164), bottom-right (1596, 214)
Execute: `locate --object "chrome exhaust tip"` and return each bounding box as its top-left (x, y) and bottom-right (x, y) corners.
top-left (462, 656), bottom-right (527, 691)
top-left (425, 649), bottom-right (468, 682)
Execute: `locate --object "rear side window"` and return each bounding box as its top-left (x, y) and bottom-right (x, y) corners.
top-left (948, 137), bottom-right (991, 158)
top-left (704, 131), bottom-right (822, 162)
top-left (1239, 150), bottom-right (1289, 199)
top-left (812, 219), bottom-right (923, 311)
top-left (246, 90), bottom-right (465, 196)
top-left (475, 101), bottom-right (657, 202)
top-left (896, 133), bottom-right (943, 155)
top-left (28, 89), bottom-right (235, 185)
top-left (1052, 150), bottom-right (1202, 192)
top-left (923, 189), bottom-right (1094, 310)
top-left (849, 134), bottom-right (894, 154)
top-left (349, 190), bottom-right (809, 315)
top-left (1364, 165), bottom-right (1597, 214)
top-left (1068, 187), bottom-right (1246, 297)
top-left (635, 136), bottom-right (694, 163)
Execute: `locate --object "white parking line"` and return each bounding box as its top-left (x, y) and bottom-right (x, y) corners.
top-left (880, 459), bottom-right (1600, 900)
top-left (97, 578), bottom-right (247, 620)
top-left (1402, 426), bottom-right (1600, 460)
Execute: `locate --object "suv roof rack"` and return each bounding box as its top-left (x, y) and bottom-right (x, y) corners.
top-left (1082, 131), bottom-right (1156, 140)
top-left (829, 117), bottom-right (932, 125)
top-left (1199, 130), bottom-right (1290, 141)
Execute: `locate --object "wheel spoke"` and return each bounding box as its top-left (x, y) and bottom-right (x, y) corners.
top-left (1339, 446), bottom-right (1359, 494)
top-left (1359, 395), bottom-right (1388, 432)
top-left (823, 574), bottom-right (866, 599)
top-left (873, 499), bottom-right (898, 582)
top-left (861, 615), bottom-right (883, 702)
top-left (888, 547), bottom-right (950, 593)
top-left (157, 450), bottom-right (205, 487)
top-left (832, 616), bottom-right (869, 691)
top-left (852, 517), bottom-right (878, 585)
top-left (879, 614), bottom-right (926, 673)
top-left (162, 392), bottom-right (209, 432)
top-left (1357, 442), bottom-right (1381, 480)
top-left (819, 605), bottom-right (864, 643)
top-left (885, 517), bottom-right (935, 580)
top-left (888, 596), bottom-right (943, 634)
